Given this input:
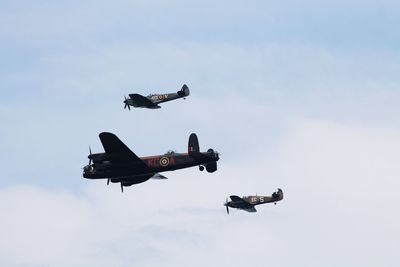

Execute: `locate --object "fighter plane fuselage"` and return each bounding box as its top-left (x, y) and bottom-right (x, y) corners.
top-left (226, 195), bottom-right (281, 208)
top-left (224, 189), bottom-right (284, 213)
top-left (124, 84), bottom-right (190, 110)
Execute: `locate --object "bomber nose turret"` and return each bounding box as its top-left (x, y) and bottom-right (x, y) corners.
top-left (83, 165), bottom-right (94, 174)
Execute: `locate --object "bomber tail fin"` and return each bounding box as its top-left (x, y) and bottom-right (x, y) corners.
top-left (188, 133), bottom-right (200, 157)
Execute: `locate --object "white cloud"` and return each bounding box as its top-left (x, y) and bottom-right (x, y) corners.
top-left (1, 120), bottom-right (399, 266)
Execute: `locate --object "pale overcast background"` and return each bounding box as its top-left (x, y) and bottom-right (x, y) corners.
top-left (1, 1), bottom-right (400, 266)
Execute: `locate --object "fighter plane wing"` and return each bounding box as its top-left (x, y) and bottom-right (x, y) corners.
top-left (230, 195), bottom-right (254, 209)
top-left (99, 132), bottom-right (149, 169)
top-left (129, 94), bottom-right (158, 108)
top-left (244, 206), bottom-right (257, 213)
top-left (230, 195), bottom-right (248, 203)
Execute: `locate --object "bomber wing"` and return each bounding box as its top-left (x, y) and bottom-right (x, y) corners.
top-left (129, 93), bottom-right (158, 108)
top-left (99, 132), bottom-right (149, 169)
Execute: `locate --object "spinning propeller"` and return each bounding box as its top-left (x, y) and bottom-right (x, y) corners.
top-left (88, 146), bottom-right (92, 165)
top-left (82, 146), bottom-right (94, 173)
top-left (224, 198), bottom-right (229, 215)
top-left (124, 96), bottom-right (131, 110)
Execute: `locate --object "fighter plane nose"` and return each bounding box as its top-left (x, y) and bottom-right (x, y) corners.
top-left (123, 97), bottom-right (131, 110)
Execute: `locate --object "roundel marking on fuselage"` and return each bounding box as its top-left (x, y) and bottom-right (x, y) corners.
top-left (160, 157), bottom-right (170, 167)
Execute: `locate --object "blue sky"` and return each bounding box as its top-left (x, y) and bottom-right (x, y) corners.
top-left (1, 1), bottom-right (400, 266)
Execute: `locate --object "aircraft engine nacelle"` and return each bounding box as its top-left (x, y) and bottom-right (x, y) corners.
top-left (83, 165), bottom-right (95, 173)
top-left (206, 162), bottom-right (217, 173)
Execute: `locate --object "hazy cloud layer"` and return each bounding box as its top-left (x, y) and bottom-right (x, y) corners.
top-left (1, 120), bottom-right (399, 266)
top-left (1, 0), bottom-right (400, 266)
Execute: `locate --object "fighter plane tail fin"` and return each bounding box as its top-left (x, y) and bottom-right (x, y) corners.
top-left (178, 84), bottom-right (190, 97)
top-left (188, 133), bottom-right (200, 157)
top-left (273, 188), bottom-right (284, 201)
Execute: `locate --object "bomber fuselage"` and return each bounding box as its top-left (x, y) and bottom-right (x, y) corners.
top-left (83, 151), bottom-right (218, 179)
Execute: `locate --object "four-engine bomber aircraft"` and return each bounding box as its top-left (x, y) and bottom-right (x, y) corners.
top-left (224, 189), bottom-right (284, 214)
top-left (83, 132), bottom-right (219, 192)
top-left (124, 84), bottom-right (190, 110)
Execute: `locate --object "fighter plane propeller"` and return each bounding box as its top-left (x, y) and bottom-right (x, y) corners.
top-left (83, 132), bottom-right (219, 192)
top-left (224, 198), bottom-right (230, 214)
top-left (224, 189), bottom-right (284, 214)
top-left (123, 96), bottom-right (131, 110)
top-left (123, 84), bottom-right (190, 110)
top-left (88, 146), bottom-right (92, 165)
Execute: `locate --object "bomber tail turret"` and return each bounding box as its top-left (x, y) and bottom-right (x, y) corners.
top-left (188, 133), bottom-right (219, 173)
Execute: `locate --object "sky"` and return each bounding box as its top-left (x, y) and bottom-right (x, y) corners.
top-left (1, 0), bottom-right (400, 266)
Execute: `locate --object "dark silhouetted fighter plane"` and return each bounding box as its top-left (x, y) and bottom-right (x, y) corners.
top-left (83, 132), bottom-right (219, 192)
top-left (123, 84), bottom-right (190, 110)
top-left (224, 189), bottom-right (284, 214)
